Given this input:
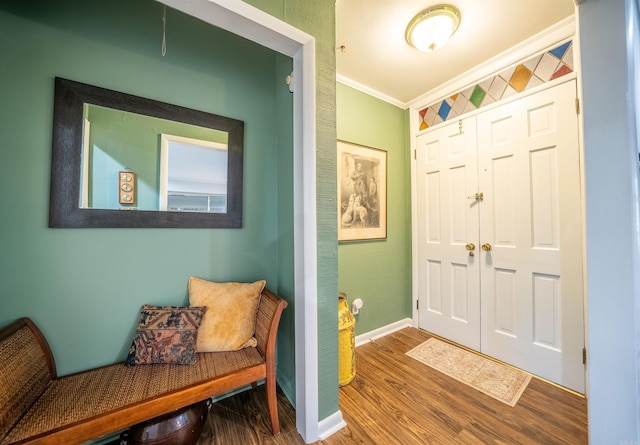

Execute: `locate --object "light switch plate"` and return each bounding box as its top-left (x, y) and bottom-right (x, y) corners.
top-left (118, 171), bottom-right (136, 205)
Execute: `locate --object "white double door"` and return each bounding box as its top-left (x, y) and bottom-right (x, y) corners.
top-left (416, 80), bottom-right (585, 393)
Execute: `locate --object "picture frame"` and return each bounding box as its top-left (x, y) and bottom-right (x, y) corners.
top-left (338, 140), bottom-right (387, 241)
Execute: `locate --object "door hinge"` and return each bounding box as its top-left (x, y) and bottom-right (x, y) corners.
top-left (582, 347), bottom-right (587, 365)
top-left (414, 149), bottom-right (417, 160)
top-left (575, 98), bottom-right (580, 115)
top-left (416, 300), bottom-right (419, 310)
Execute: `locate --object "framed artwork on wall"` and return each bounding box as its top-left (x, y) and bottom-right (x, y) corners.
top-left (338, 140), bottom-right (387, 241)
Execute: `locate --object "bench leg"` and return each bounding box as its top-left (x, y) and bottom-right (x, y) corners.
top-left (265, 369), bottom-right (280, 435)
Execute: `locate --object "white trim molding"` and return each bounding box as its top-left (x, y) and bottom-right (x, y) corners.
top-left (318, 411), bottom-right (347, 440)
top-left (294, 37), bottom-right (320, 443)
top-left (337, 74), bottom-right (408, 109)
top-left (355, 318), bottom-right (414, 347)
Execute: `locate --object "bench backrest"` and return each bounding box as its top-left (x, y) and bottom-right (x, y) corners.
top-left (0, 318), bottom-right (56, 442)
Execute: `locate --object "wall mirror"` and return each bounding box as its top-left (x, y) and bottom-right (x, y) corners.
top-left (49, 77), bottom-right (244, 228)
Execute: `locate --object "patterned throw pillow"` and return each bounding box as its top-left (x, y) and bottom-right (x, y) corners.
top-left (126, 305), bottom-right (207, 366)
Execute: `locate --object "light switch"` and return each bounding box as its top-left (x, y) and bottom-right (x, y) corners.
top-left (119, 171), bottom-right (136, 205)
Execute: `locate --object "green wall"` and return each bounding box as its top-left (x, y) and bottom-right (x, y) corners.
top-left (0, 0), bottom-right (295, 396)
top-left (0, 0), bottom-right (341, 430)
top-left (337, 83), bottom-right (412, 335)
top-left (242, 0), bottom-right (340, 421)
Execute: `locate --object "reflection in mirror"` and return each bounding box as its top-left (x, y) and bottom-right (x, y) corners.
top-left (50, 77), bottom-right (244, 228)
top-left (159, 134), bottom-right (228, 213)
top-left (80, 104), bottom-right (229, 213)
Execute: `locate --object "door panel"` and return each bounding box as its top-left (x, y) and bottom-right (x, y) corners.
top-left (478, 80), bottom-right (585, 393)
top-left (494, 267), bottom-right (517, 337)
top-left (530, 147), bottom-right (559, 248)
top-left (532, 273), bottom-right (561, 350)
top-left (491, 155), bottom-right (517, 245)
top-left (426, 260), bottom-right (442, 314)
top-left (416, 117), bottom-right (480, 350)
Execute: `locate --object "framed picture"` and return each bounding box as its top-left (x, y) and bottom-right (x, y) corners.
top-left (338, 141), bottom-right (387, 241)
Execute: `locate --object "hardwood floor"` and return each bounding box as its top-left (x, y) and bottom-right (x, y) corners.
top-left (196, 327), bottom-right (588, 444)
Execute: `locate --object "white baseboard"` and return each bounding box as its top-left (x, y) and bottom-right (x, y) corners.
top-left (317, 410), bottom-right (347, 440)
top-left (355, 318), bottom-right (414, 347)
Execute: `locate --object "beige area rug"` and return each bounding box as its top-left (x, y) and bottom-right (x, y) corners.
top-left (406, 338), bottom-right (531, 407)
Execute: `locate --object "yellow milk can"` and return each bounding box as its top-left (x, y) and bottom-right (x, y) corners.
top-left (338, 292), bottom-right (356, 386)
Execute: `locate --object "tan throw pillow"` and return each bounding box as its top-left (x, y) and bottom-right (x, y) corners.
top-left (188, 277), bottom-right (266, 352)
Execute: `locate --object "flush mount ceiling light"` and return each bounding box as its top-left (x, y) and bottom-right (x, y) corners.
top-left (406, 4), bottom-right (461, 53)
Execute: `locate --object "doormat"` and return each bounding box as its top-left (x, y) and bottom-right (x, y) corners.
top-left (406, 338), bottom-right (531, 407)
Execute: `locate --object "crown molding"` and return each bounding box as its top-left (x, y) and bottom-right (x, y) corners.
top-left (336, 74), bottom-right (408, 109)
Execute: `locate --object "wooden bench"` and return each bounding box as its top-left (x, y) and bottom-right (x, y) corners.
top-left (0, 289), bottom-right (287, 445)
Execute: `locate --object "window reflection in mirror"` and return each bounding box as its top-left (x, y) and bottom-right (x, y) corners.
top-left (80, 104), bottom-right (229, 212)
top-left (159, 134), bottom-right (228, 213)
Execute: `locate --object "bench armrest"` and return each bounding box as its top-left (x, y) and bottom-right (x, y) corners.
top-left (254, 288), bottom-right (288, 361)
top-left (0, 318), bottom-right (57, 443)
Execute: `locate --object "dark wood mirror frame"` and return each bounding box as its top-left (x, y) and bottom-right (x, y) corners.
top-left (49, 77), bottom-right (244, 228)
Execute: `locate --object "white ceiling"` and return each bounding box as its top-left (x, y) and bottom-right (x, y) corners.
top-left (335, 0), bottom-right (575, 106)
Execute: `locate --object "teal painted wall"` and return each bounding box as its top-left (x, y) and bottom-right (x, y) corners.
top-left (273, 52), bottom-right (296, 402)
top-left (243, 0), bottom-right (340, 421)
top-left (0, 0), bottom-right (295, 400)
top-left (285, 1), bottom-right (339, 421)
top-left (337, 83), bottom-right (412, 335)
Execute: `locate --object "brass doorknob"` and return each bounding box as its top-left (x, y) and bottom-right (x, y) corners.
top-left (481, 243), bottom-right (492, 251)
top-left (465, 243), bottom-right (476, 257)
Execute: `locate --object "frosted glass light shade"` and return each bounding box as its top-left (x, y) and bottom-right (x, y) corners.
top-left (406, 5), bottom-right (460, 52)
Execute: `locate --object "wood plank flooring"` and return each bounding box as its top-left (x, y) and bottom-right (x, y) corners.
top-left (196, 327), bottom-right (588, 444)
